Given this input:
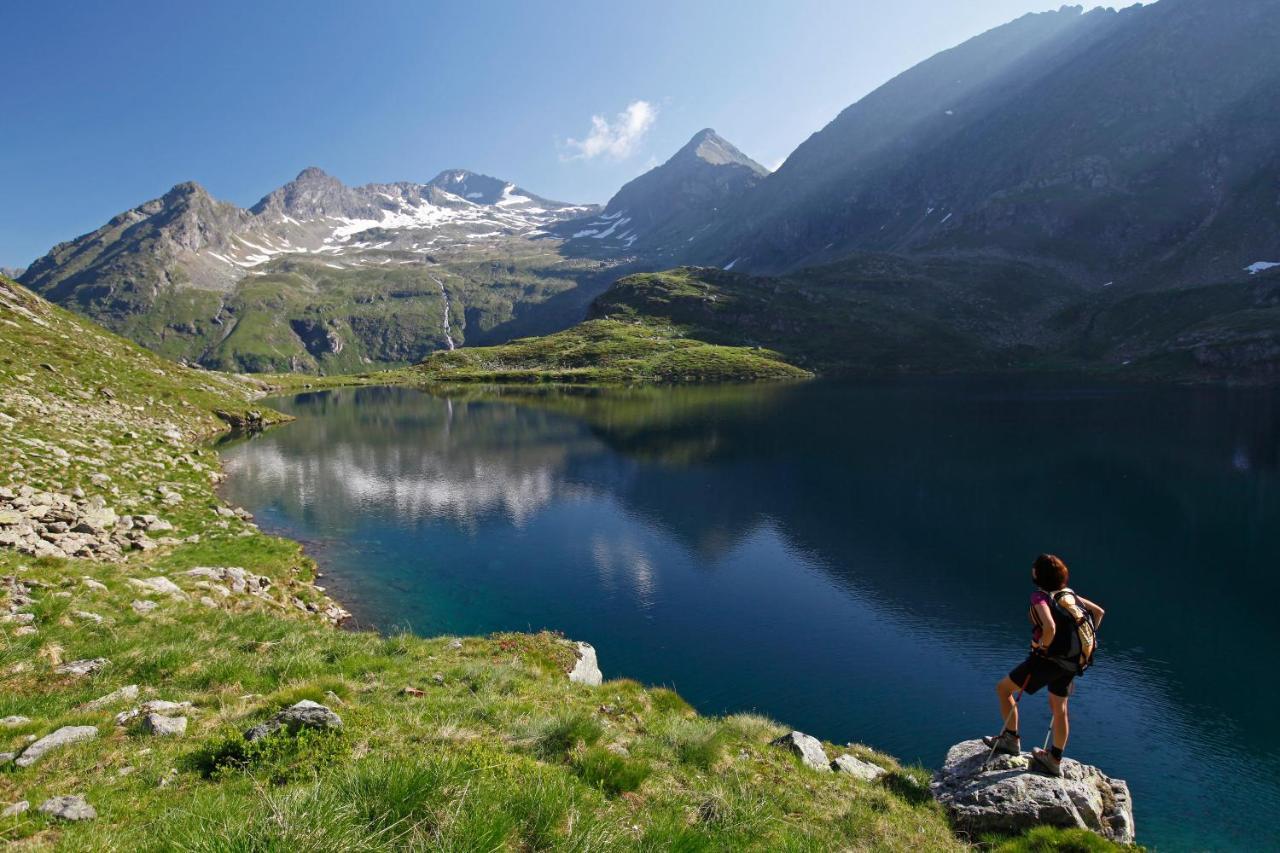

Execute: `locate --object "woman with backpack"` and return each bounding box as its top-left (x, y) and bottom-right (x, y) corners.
top-left (984, 554), bottom-right (1105, 776)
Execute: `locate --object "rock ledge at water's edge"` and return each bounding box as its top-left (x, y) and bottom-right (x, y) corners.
top-left (930, 739), bottom-right (1135, 844)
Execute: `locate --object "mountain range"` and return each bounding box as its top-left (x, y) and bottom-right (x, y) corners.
top-left (18, 0), bottom-right (1280, 380)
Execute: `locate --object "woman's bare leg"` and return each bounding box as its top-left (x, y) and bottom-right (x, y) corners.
top-left (997, 676), bottom-right (1020, 734)
top-left (1049, 692), bottom-right (1069, 751)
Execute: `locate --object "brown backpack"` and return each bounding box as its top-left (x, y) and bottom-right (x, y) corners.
top-left (1047, 588), bottom-right (1098, 675)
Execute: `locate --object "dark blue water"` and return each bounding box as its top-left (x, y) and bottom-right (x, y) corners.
top-left (219, 380), bottom-right (1280, 851)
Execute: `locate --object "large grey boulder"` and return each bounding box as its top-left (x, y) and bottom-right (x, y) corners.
top-left (15, 725), bottom-right (98, 767)
top-left (930, 739), bottom-right (1135, 844)
top-left (771, 731), bottom-right (830, 772)
top-left (38, 795), bottom-right (96, 821)
top-left (244, 700), bottom-right (342, 742)
top-left (568, 641), bottom-right (603, 686)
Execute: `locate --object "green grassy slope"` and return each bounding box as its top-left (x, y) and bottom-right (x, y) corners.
top-left (102, 253), bottom-right (617, 376)
top-left (411, 318), bottom-right (811, 384)
top-left (591, 261), bottom-right (1084, 376)
top-left (0, 275), bottom-right (961, 849)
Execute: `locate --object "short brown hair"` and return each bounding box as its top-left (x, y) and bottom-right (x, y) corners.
top-left (1032, 554), bottom-right (1069, 591)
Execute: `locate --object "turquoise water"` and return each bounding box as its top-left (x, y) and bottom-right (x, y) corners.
top-left (219, 380), bottom-right (1280, 851)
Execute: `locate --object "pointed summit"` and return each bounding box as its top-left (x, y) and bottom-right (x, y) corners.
top-left (294, 166), bottom-right (332, 181)
top-left (676, 129), bottom-right (768, 173)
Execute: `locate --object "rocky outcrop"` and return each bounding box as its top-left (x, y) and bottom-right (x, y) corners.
top-left (930, 739), bottom-right (1134, 844)
top-left (771, 731), bottom-right (830, 772)
top-left (0, 486), bottom-right (177, 560)
top-left (15, 725), bottom-right (98, 768)
top-left (568, 641), bottom-right (603, 686)
top-left (214, 409), bottom-right (266, 433)
top-left (244, 700), bottom-right (343, 742)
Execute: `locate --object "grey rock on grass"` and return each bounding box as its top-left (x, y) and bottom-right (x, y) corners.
top-left (115, 700), bottom-right (192, 726)
top-left (832, 753), bottom-right (887, 781)
top-left (930, 739), bottom-right (1135, 844)
top-left (15, 725), bottom-right (98, 767)
top-left (84, 684), bottom-right (140, 710)
top-left (568, 641), bottom-right (602, 686)
top-left (1, 800), bottom-right (29, 817)
top-left (244, 700), bottom-right (342, 742)
top-left (1, 715), bottom-right (30, 727)
top-left (55, 657), bottom-right (110, 676)
top-left (142, 713), bottom-right (187, 736)
top-left (771, 731), bottom-right (830, 772)
top-left (38, 795), bottom-right (96, 821)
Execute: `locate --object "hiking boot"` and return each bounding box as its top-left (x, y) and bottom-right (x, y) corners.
top-left (982, 731), bottom-right (1021, 756)
top-left (1031, 747), bottom-right (1063, 777)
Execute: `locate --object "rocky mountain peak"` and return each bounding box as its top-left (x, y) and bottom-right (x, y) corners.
top-left (294, 166), bottom-right (333, 182)
top-left (679, 129), bottom-right (768, 173)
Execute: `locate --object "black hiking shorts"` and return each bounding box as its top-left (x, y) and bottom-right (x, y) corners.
top-left (1009, 653), bottom-right (1074, 698)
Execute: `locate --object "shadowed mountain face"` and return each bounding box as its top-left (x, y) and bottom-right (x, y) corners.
top-left (559, 129), bottom-right (768, 261)
top-left (685, 0), bottom-right (1280, 287)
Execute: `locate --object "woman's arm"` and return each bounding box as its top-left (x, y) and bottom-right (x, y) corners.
top-left (1031, 600), bottom-right (1055, 651)
top-left (1077, 595), bottom-right (1105, 629)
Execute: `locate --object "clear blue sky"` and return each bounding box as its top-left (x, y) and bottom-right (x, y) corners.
top-left (0, 0), bottom-right (1143, 268)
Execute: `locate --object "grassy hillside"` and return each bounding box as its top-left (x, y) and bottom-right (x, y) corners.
top-left (83, 253), bottom-right (617, 376)
top-left (411, 317), bottom-right (811, 384)
top-left (591, 261), bottom-right (1083, 376)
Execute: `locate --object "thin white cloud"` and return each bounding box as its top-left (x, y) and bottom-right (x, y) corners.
top-left (563, 100), bottom-right (656, 161)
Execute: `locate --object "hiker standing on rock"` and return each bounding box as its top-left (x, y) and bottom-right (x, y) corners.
top-left (984, 554), bottom-right (1104, 776)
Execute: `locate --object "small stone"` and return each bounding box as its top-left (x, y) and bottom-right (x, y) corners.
top-left (55, 657), bottom-right (110, 677)
top-left (1, 715), bottom-right (31, 727)
top-left (199, 596), bottom-right (218, 608)
top-left (448, 638), bottom-right (463, 650)
top-left (72, 610), bottom-right (104, 624)
top-left (770, 731), bottom-right (830, 772)
top-left (157, 768), bottom-right (178, 788)
top-left (81, 577), bottom-right (108, 592)
top-left (0, 752), bottom-right (14, 765)
top-left (39, 795), bottom-right (96, 821)
top-left (2, 800), bottom-right (29, 816)
top-left (115, 700), bottom-right (192, 726)
top-left (84, 684), bottom-right (139, 710)
top-left (432, 673), bottom-right (445, 685)
top-left (142, 714), bottom-right (187, 737)
top-left (399, 686), bottom-right (425, 697)
top-left (128, 576), bottom-right (184, 596)
top-left (15, 725), bottom-right (98, 767)
top-left (832, 754), bottom-right (887, 781)
top-left (131, 599), bottom-right (158, 614)
top-left (14, 625), bottom-right (37, 637)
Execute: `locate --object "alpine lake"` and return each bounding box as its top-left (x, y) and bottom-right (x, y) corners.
top-left (219, 378), bottom-right (1280, 852)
